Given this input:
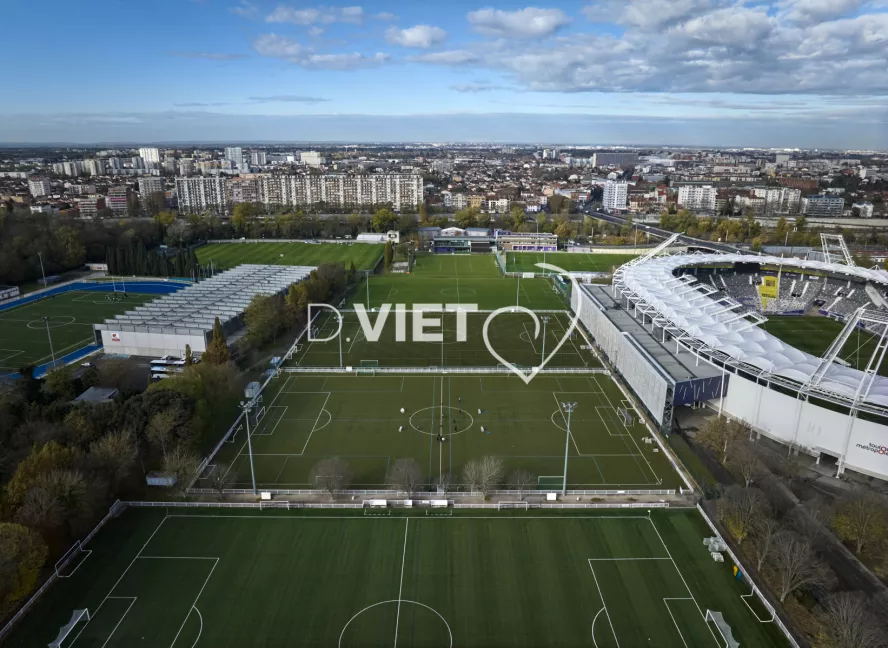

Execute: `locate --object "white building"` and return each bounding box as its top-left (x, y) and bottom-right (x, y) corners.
top-left (602, 180), bottom-right (628, 211)
top-left (224, 147), bottom-right (243, 166)
top-left (853, 201), bottom-right (875, 218)
top-left (139, 148), bottom-right (161, 164)
top-left (487, 198), bottom-right (510, 214)
top-left (139, 177), bottom-right (164, 199)
top-left (804, 194), bottom-right (845, 218)
top-left (178, 159), bottom-right (194, 176)
top-left (752, 187), bottom-right (801, 215)
top-left (256, 173), bottom-right (422, 211)
top-left (677, 185), bottom-right (717, 211)
top-left (251, 151), bottom-right (267, 166)
top-left (28, 176), bottom-right (51, 198)
top-left (300, 151), bottom-right (326, 168)
top-left (176, 177), bottom-right (229, 213)
top-left (452, 193), bottom-right (468, 210)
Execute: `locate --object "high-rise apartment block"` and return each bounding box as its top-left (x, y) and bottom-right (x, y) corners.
top-left (28, 176), bottom-right (51, 197)
top-left (602, 180), bottom-right (628, 211)
top-left (107, 186), bottom-right (129, 216)
top-left (677, 185), bottom-right (717, 211)
top-left (804, 195), bottom-right (845, 218)
top-left (593, 152), bottom-right (639, 168)
top-left (300, 151), bottom-right (326, 168)
top-left (176, 177), bottom-right (230, 213)
top-left (251, 151), bottom-right (267, 166)
top-left (139, 177), bottom-right (164, 199)
top-left (139, 148), bottom-right (161, 164)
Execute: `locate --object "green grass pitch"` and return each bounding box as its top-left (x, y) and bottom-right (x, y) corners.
top-left (0, 291), bottom-right (155, 371)
top-left (195, 242), bottom-right (384, 271)
top-left (208, 374), bottom-right (681, 490)
top-left (5, 507), bottom-right (789, 647)
top-left (762, 315), bottom-right (888, 376)
top-left (504, 251), bottom-right (638, 274)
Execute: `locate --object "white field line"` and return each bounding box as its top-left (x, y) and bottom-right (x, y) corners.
top-left (168, 557), bottom-right (219, 648)
top-left (663, 598), bottom-right (691, 648)
top-left (593, 380), bottom-right (661, 485)
top-left (300, 392), bottom-right (332, 455)
top-left (393, 518), bottom-right (410, 648)
top-left (587, 562), bottom-right (621, 648)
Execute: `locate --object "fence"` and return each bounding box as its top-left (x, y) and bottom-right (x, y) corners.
top-left (128, 500), bottom-right (670, 511)
top-left (0, 500), bottom-right (124, 643)
top-left (695, 504), bottom-right (802, 648)
top-left (282, 365), bottom-right (611, 375)
top-left (188, 487), bottom-right (675, 497)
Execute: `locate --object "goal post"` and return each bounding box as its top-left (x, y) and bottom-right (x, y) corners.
top-left (55, 541), bottom-right (92, 578)
top-left (497, 501), bottom-right (530, 510)
top-left (357, 359), bottom-right (379, 376)
top-left (617, 407), bottom-right (634, 427)
top-left (48, 609), bottom-right (90, 648)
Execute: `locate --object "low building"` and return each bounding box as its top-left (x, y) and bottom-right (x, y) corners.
top-left (77, 195), bottom-right (106, 218)
top-left (804, 194), bottom-right (845, 218)
top-left (496, 232), bottom-right (557, 252)
top-left (852, 201), bottom-right (875, 218)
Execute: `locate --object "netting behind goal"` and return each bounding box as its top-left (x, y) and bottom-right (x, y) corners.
top-left (357, 360), bottom-right (379, 376)
top-left (48, 609), bottom-right (90, 648)
top-left (497, 501), bottom-right (530, 510)
top-left (55, 541), bottom-right (91, 578)
top-left (617, 407), bottom-right (634, 427)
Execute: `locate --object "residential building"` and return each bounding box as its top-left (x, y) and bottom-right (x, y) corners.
top-left (28, 176), bottom-right (51, 198)
top-left (107, 186), bottom-right (129, 216)
top-left (139, 148), bottom-right (161, 164)
top-left (176, 177), bottom-right (229, 213)
top-left (52, 161), bottom-right (83, 177)
top-left (487, 198), bottom-right (510, 214)
top-left (82, 159), bottom-right (106, 176)
top-left (804, 194), bottom-right (845, 218)
top-left (139, 177), bottom-right (164, 199)
top-left (853, 202), bottom-right (875, 218)
top-left (593, 152), bottom-right (638, 168)
top-left (224, 147), bottom-right (243, 166)
top-left (229, 176), bottom-right (261, 204)
top-left (250, 151), bottom-right (267, 166)
top-left (162, 158), bottom-right (178, 175)
top-left (468, 195), bottom-right (484, 209)
top-left (452, 193), bottom-right (468, 210)
top-left (677, 185), bottom-right (717, 211)
top-left (179, 159), bottom-right (194, 176)
top-left (254, 173), bottom-right (423, 211)
top-left (300, 151), bottom-right (326, 168)
top-left (602, 180), bottom-right (628, 211)
top-left (30, 204), bottom-right (55, 214)
top-left (779, 177), bottom-right (818, 190)
top-left (775, 154), bottom-right (790, 165)
top-left (77, 195), bottom-right (106, 218)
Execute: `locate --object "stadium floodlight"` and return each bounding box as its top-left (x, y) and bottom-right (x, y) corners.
top-left (541, 316), bottom-right (550, 365)
top-left (37, 250), bottom-right (47, 287)
top-left (240, 396), bottom-right (259, 494)
top-left (560, 402), bottom-right (577, 495)
top-left (338, 314), bottom-right (343, 368)
top-left (42, 316), bottom-right (56, 368)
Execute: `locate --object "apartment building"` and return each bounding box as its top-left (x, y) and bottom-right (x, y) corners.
top-left (804, 194), bottom-right (845, 218)
top-left (602, 180), bottom-right (628, 211)
top-left (77, 196), bottom-right (106, 218)
top-left (487, 198), bottom-right (510, 214)
top-left (107, 186), bottom-right (129, 216)
top-left (300, 151), bottom-right (326, 168)
top-left (752, 187), bottom-right (801, 215)
top-left (677, 185), bottom-right (717, 211)
top-left (139, 177), bottom-right (163, 199)
top-left (229, 176), bottom-right (261, 204)
top-left (83, 159), bottom-right (106, 177)
top-left (176, 177), bottom-right (229, 213)
top-left (139, 148), bottom-right (161, 164)
top-left (255, 173), bottom-right (422, 211)
top-left (28, 176), bottom-right (51, 198)
top-left (593, 152), bottom-right (638, 168)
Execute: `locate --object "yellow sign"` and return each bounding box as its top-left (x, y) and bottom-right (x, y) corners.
top-left (758, 276), bottom-right (778, 307)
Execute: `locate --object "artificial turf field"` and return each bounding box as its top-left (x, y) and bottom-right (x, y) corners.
top-left (196, 242), bottom-right (383, 271)
top-left (0, 291), bottom-right (155, 371)
top-left (503, 251), bottom-right (638, 274)
top-left (762, 314), bottom-right (888, 376)
top-left (208, 374), bottom-right (681, 490)
top-left (6, 507), bottom-right (789, 648)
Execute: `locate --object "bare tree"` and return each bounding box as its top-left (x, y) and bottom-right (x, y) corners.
top-left (310, 457), bottom-right (352, 499)
top-left (13, 487), bottom-right (63, 532)
top-left (717, 486), bottom-right (768, 545)
top-left (90, 430), bottom-right (137, 493)
top-left (781, 446), bottom-right (806, 485)
top-left (161, 446), bottom-right (201, 499)
top-left (831, 491), bottom-right (888, 555)
top-left (463, 456), bottom-right (504, 497)
top-left (769, 533), bottom-right (830, 603)
top-left (147, 410), bottom-right (177, 456)
top-left (387, 458), bottom-right (423, 495)
top-left (463, 460), bottom-right (483, 494)
top-left (748, 517), bottom-right (781, 571)
top-left (818, 592), bottom-right (886, 648)
top-left (696, 416), bottom-right (748, 465)
top-left (507, 469), bottom-right (536, 500)
top-left (730, 441), bottom-right (763, 488)
top-left (435, 472), bottom-right (452, 496)
top-left (209, 463), bottom-right (235, 500)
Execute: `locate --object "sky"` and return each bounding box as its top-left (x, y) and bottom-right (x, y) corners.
top-left (2, 0), bottom-right (887, 147)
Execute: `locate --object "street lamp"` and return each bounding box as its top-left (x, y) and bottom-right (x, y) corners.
top-left (240, 399), bottom-right (259, 494)
top-left (42, 316), bottom-right (56, 368)
top-left (540, 316), bottom-right (550, 365)
top-left (560, 402), bottom-right (577, 495)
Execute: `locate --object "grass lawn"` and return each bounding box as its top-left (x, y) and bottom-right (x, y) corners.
top-left (504, 251), bottom-right (638, 274)
top-left (195, 242), bottom-right (383, 271)
top-left (206, 373), bottom-right (679, 491)
top-left (762, 315), bottom-right (888, 376)
top-left (0, 291), bottom-right (155, 371)
top-left (5, 507), bottom-right (789, 648)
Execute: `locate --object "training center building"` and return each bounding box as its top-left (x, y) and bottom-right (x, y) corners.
top-left (573, 249), bottom-right (888, 483)
top-left (94, 264), bottom-right (314, 357)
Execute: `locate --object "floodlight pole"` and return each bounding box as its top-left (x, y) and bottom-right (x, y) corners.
top-left (365, 271), bottom-right (370, 309)
top-left (541, 316), bottom-right (550, 365)
top-left (43, 316), bottom-right (56, 368)
top-left (561, 402), bottom-right (577, 495)
top-left (338, 315), bottom-right (343, 368)
top-left (37, 251), bottom-right (47, 287)
top-left (242, 400), bottom-right (258, 494)
top-left (516, 273), bottom-right (520, 307)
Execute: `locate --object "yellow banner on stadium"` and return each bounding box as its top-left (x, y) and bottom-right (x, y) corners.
top-left (758, 276), bottom-right (778, 307)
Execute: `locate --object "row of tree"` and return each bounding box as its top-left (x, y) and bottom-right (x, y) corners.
top-left (104, 242), bottom-right (201, 278)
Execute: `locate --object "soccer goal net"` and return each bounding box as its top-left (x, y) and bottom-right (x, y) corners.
top-left (705, 610), bottom-right (740, 648)
top-left (617, 407), bottom-right (634, 427)
top-left (55, 541), bottom-right (92, 578)
top-left (497, 501), bottom-right (530, 510)
top-left (259, 500), bottom-right (292, 510)
top-left (356, 359), bottom-right (379, 376)
top-left (48, 609), bottom-right (90, 648)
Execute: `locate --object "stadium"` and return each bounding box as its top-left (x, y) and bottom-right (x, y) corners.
top-left (576, 234), bottom-right (888, 483)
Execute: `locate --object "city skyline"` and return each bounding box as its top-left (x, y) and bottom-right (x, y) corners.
top-left (3, 0), bottom-right (888, 147)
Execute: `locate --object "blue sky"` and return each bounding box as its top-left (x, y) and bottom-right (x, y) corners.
top-left (3, 0), bottom-right (887, 147)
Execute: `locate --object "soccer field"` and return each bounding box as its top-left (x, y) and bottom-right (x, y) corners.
top-left (5, 507), bottom-right (789, 648)
top-left (0, 291), bottom-right (155, 372)
top-left (207, 373), bottom-right (681, 490)
top-left (762, 315), bottom-right (888, 376)
top-left (195, 242), bottom-right (383, 271)
top-left (504, 251), bottom-right (638, 274)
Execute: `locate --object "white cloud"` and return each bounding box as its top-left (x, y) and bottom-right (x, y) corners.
top-left (386, 25), bottom-right (447, 48)
top-left (409, 50), bottom-right (480, 65)
top-left (169, 51), bottom-right (248, 60)
top-left (375, 12), bottom-right (397, 21)
top-left (252, 33), bottom-right (388, 70)
top-left (778, 0), bottom-right (865, 25)
top-left (584, 0), bottom-right (721, 30)
top-left (670, 6), bottom-right (775, 45)
top-left (249, 95), bottom-right (329, 103)
top-left (450, 83), bottom-right (506, 92)
top-left (266, 5), bottom-right (364, 25)
top-left (467, 7), bottom-right (571, 38)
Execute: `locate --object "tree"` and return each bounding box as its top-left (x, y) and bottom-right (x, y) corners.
top-left (89, 430), bottom-right (137, 493)
top-left (831, 492), bottom-right (888, 555)
top-left (232, 203), bottom-right (254, 234)
top-left (387, 458), bottom-right (423, 495)
top-left (146, 409), bottom-right (178, 456)
top-left (13, 486), bottom-right (63, 533)
top-left (165, 220), bottom-right (192, 247)
top-left (384, 240), bottom-right (394, 271)
top-left (372, 208), bottom-right (398, 233)
top-left (730, 442), bottom-right (763, 488)
top-left (696, 416), bottom-right (748, 465)
top-left (43, 366), bottom-right (77, 400)
top-left (203, 317), bottom-right (230, 364)
top-left (748, 517), bottom-right (781, 571)
top-left (0, 523), bottom-right (47, 612)
top-left (717, 486), bottom-right (768, 545)
top-left (507, 469), bottom-right (535, 500)
top-left (209, 462), bottom-right (234, 500)
top-left (436, 472), bottom-right (452, 495)
top-left (817, 592), bottom-right (886, 648)
top-left (285, 282), bottom-right (309, 329)
top-left (5, 441), bottom-right (75, 509)
top-left (768, 533), bottom-right (829, 603)
top-left (310, 457), bottom-right (352, 498)
top-left (184, 344), bottom-right (193, 366)
top-left (463, 456), bottom-right (503, 497)
top-left (161, 445), bottom-right (201, 498)
top-left (244, 294), bottom-right (283, 346)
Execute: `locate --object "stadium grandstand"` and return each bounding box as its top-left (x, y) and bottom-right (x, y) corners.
top-left (573, 235), bottom-right (888, 483)
top-left (93, 264), bottom-right (314, 357)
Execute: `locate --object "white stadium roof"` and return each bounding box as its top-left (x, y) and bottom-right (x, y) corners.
top-left (616, 253), bottom-right (888, 410)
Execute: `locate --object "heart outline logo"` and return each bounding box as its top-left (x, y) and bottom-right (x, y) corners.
top-left (482, 263), bottom-right (583, 384)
